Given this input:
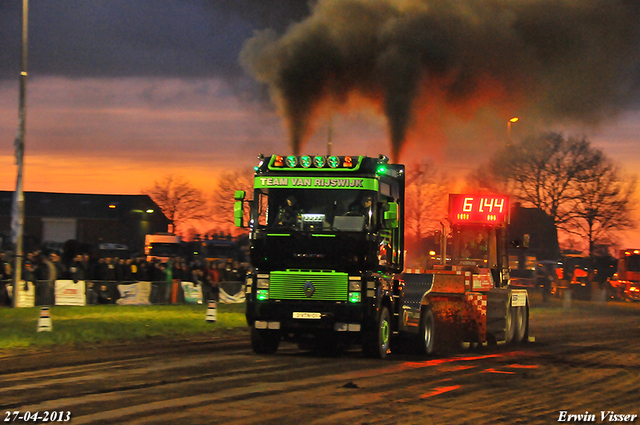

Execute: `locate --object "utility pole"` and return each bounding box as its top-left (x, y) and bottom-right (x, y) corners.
top-left (11, 0), bottom-right (28, 307)
top-left (507, 117), bottom-right (518, 147)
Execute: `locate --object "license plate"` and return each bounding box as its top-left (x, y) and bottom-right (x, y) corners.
top-left (293, 312), bottom-right (321, 319)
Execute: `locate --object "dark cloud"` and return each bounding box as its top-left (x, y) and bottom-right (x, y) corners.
top-left (0, 0), bottom-right (310, 79)
top-left (240, 0), bottom-right (640, 160)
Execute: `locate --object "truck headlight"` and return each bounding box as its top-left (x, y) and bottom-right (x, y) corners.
top-left (257, 273), bottom-right (270, 289)
top-left (348, 276), bottom-right (362, 291)
top-left (256, 289), bottom-right (269, 301)
top-left (348, 292), bottom-right (361, 303)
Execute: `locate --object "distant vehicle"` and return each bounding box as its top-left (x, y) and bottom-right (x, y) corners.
top-left (509, 254), bottom-right (537, 289)
top-left (536, 260), bottom-right (565, 297)
top-left (185, 238), bottom-right (247, 264)
top-left (144, 233), bottom-right (181, 263)
top-left (608, 249), bottom-right (640, 301)
top-left (562, 254), bottom-right (590, 300)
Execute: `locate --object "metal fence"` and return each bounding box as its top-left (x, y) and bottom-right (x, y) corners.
top-left (1, 279), bottom-right (245, 307)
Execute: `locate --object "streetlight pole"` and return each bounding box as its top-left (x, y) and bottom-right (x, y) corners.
top-left (507, 117), bottom-right (519, 147)
top-left (11, 0), bottom-right (28, 308)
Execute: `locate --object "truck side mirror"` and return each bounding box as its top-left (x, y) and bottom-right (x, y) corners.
top-left (384, 202), bottom-right (399, 229)
top-left (523, 234), bottom-right (530, 248)
top-left (234, 201), bottom-right (244, 228)
top-left (234, 190), bottom-right (246, 228)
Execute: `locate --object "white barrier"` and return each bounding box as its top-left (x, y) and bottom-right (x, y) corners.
top-left (181, 282), bottom-right (203, 304)
top-left (219, 287), bottom-right (245, 304)
top-left (55, 280), bottom-right (86, 306)
top-left (117, 282), bottom-right (152, 305)
top-left (5, 281), bottom-right (36, 308)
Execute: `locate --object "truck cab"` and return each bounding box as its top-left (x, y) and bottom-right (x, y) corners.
top-left (609, 249), bottom-right (640, 301)
top-left (237, 154), bottom-right (404, 355)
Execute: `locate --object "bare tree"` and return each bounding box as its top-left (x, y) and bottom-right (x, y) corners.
top-left (209, 170), bottom-right (253, 232)
top-left (405, 161), bottom-right (452, 255)
top-left (143, 175), bottom-right (209, 234)
top-left (469, 132), bottom-right (636, 263)
top-left (568, 160), bottom-right (636, 260)
top-left (469, 132), bottom-right (603, 231)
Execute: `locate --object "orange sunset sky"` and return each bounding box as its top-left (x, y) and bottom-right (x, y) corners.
top-left (1, 1), bottom-right (640, 249)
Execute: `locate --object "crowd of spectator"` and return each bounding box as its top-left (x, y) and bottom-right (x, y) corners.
top-left (0, 249), bottom-right (248, 306)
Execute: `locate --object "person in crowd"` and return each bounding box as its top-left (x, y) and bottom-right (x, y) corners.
top-left (87, 255), bottom-right (99, 281)
top-left (227, 260), bottom-right (245, 282)
top-left (22, 260), bottom-right (35, 287)
top-left (93, 257), bottom-right (105, 281)
top-left (106, 257), bottom-right (117, 281)
top-left (191, 264), bottom-right (205, 295)
top-left (49, 252), bottom-right (66, 280)
top-left (148, 259), bottom-right (161, 282)
top-left (34, 253), bottom-right (55, 306)
top-left (0, 251), bottom-right (11, 306)
top-left (136, 257), bottom-right (149, 281)
top-left (164, 258), bottom-right (174, 304)
top-left (0, 251), bottom-right (10, 281)
top-left (217, 261), bottom-right (227, 282)
top-left (201, 261), bottom-right (217, 303)
top-left (69, 254), bottom-right (85, 283)
top-left (172, 257), bottom-right (187, 281)
top-left (114, 258), bottom-right (127, 281)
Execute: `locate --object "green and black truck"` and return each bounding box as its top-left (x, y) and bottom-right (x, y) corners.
top-left (235, 154), bottom-right (529, 358)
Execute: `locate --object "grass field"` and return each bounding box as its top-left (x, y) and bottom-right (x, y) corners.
top-left (0, 303), bottom-right (247, 352)
top-left (1, 293), bottom-right (637, 354)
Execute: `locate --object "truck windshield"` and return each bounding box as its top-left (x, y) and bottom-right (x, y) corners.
top-left (627, 255), bottom-right (640, 272)
top-left (451, 225), bottom-right (490, 264)
top-left (257, 188), bottom-right (376, 232)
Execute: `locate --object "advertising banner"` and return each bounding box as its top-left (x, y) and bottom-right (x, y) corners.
top-left (181, 282), bottom-right (202, 304)
top-left (5, 281), bottom-right (35, 308)
top-left (55, 280), bottom-right (86, 306)
top-left (219, 286), bottom-right (245, 304)
top-left (116, 281), bottom-right (152, 305)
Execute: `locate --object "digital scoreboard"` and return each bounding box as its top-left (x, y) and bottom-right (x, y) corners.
top-left (448, 194), bottom-right (510, 224)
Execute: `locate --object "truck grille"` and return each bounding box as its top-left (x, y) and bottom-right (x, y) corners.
top-left (269, 270), bottom-right (348, 301)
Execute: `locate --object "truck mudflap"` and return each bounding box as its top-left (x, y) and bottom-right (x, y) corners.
top-left (425, 292), bottom-right (488, 347)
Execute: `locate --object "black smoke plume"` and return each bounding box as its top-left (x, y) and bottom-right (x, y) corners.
top-left (240, 0), bottom-right (640, 161)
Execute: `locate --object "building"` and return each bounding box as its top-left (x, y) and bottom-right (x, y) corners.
top-left (0, 191), bottom-right (170, 254)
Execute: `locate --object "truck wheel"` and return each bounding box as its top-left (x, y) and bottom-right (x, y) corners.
top-left (513, 305), bottom-right (528, 343)
top-left (418, 308), bottom-right (435, 355)
top-left (363, 307), bottom-right (391, 358)
top-left (505, 303), bottom-right (516, 344)
top-left (250, 325), bottom-right (281, 354)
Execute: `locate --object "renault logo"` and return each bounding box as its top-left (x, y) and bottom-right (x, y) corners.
top-left (304, 281), bottom-right (315, 298)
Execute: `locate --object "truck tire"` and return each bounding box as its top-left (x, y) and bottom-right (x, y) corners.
top-left (513, 305), bottom-right (528, 343)
top-left (250, 325), bottom-right (281, 354)
top-left (418, 308), bottom-right (435, 356)
top-left (505, 303), bottom-right (516, 344)
top-left (363, 306), bottom-right (391, 359)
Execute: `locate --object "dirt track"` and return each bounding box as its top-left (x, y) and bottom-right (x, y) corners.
top-left (1, 297), bottom-right (639, 425)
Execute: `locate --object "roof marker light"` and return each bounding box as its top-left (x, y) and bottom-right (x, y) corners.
top-left (286, 156), bottom-right (298, 168)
